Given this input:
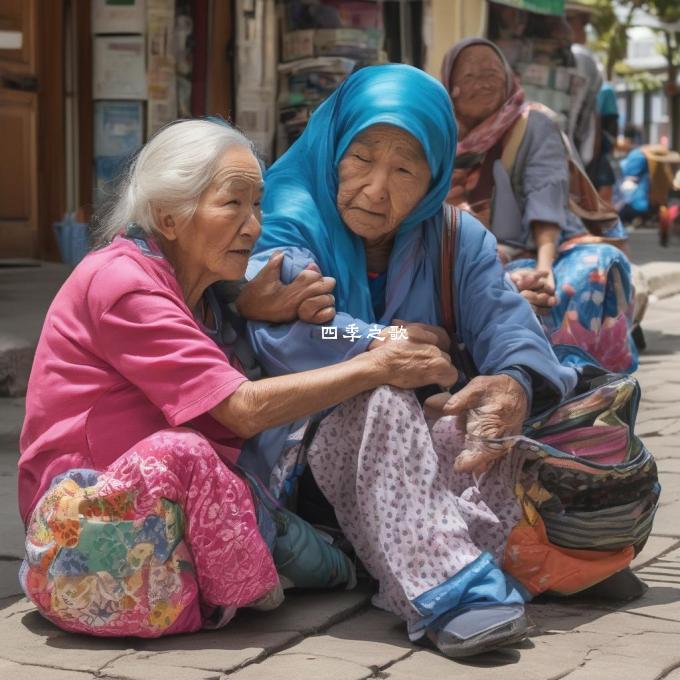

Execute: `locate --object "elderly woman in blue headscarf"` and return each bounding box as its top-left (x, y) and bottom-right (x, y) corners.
top-left (239, 65), bottom-right (582, 657)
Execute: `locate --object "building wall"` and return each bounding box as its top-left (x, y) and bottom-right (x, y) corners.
top-left (423, 0), bottom-right (487, 78)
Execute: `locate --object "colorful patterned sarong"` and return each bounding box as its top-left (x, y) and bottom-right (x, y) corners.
top-left (21, 429), bottom-right (280, 637)
top-left (507, 242), bottom-right (637, 373)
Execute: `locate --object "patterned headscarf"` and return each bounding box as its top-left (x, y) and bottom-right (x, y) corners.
top-left (441, 38), bottom-right (526, 158)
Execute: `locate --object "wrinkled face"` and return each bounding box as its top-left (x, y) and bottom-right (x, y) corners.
top-left (174, 145), bottom-right (263, 281)
top-left (450, 45), bottom-right (508, 125)
top-left (337, 124), bottom-right (431, 242)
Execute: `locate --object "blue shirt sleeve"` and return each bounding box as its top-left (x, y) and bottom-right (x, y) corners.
top-left (245, 247), bottom-right (383, 376)
top-left (455, 212), bottom-right (578, 401)
top-left (619, 149), bottom-right (648, 179)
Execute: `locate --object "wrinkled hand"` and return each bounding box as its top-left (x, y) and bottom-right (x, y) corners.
top-left (423, 374), bottom-right (528, 474)
top-left (509, 268), bottom-right (557, 316)
top-left (368, 320), bottom-right (450, 353)
top-left (235, 253), bottom-right (336, 324)
top-left (371, 338), bottom-right (458, 391)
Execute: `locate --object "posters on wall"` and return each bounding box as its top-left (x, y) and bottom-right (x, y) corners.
top-left (91, 0), bottom-right (181, 202)
top-left (93, 35), bottom-right (147, 100)
top-left (93, 101), bottom-right (144, 201)
top-left (236, 0), bottom-right (278, 160)
top-left (146, 0), bottom-right (177, 135)
top-left (92, 0), bottom-right (146, 34)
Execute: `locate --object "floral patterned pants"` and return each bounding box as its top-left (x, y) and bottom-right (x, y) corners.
top-left (21, 428), bottom-right (280, 637)
top-left (306, 386), bottom-right (524, 625)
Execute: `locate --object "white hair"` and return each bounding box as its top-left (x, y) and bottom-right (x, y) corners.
top-left (94, 118), bottom-right (255, 246)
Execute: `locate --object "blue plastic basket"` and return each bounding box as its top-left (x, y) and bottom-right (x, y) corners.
top-left (53, 213), bottom-right (91, 266)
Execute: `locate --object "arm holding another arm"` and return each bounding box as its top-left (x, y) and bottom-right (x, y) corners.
top-left (245, 247), bottom-right (380, 375)
top-left (212, 339), bottom-right (457, 439)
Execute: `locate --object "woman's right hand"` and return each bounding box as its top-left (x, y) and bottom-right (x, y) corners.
top-left (235, 253), bottom-right (336, 324)
top-left (369, 338), bottom-right (458, 390)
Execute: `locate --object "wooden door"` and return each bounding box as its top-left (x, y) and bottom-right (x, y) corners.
top-left (0, 0), bottom-right (38, 258)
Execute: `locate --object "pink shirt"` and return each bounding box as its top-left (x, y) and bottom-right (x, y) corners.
top-left (18, 236), bottom-right (248, 524)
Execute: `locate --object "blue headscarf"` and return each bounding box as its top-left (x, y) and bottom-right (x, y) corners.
top-left (256, 64), bottom-right (457, 321)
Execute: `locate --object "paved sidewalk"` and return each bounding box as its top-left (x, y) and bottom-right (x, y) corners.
top-left (628, 227), bottom-right (680, 300)
top-left (0, 233), bottom-right (678, 679)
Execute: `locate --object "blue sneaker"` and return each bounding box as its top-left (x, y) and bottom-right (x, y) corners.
top-left (425, 603), bottom-right (530, 658)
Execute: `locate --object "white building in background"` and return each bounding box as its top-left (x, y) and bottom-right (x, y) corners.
top-left (613, 6), bottom-right (680, 146)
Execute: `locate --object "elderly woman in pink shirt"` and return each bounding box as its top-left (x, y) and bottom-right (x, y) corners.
top-left (18, 119), bottom-right (456, 638)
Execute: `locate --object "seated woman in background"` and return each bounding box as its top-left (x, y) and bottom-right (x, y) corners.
top-left (441, 38), bottom-right (638, 374)
top-left (18, 119), bottom-right (458, 640)
top-left (244, 64), bottom-right (639, 657)
top-left (616, 127), bottom-right (680, 247)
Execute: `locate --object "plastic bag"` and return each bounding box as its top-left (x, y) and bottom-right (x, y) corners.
top-left (53, 211), bottom-right (90, 266)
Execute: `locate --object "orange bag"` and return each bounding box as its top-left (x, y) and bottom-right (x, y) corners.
top-left (502, 482), bottom-right (633, 596)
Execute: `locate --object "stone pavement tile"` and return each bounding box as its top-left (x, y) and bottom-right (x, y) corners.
top-left (657, 457), bottom-right (680, 474)
top-left (533, 631), bottom-right (680, 680)
top-left (642, 363), bottom-right (679, 376)
top-left (634, 383), bottom-right (680, 404)
top-left (0, 558), bottom-right (22, 598)
top-left (644, 435), bottom-right (676, 460)
top-left (0, 586), bottom-right (372, 679)
top-left (101, 655), bottom-right (228, 680)
top-left (648, 295), bottom-right (680, 312)
top-left (641, 317), bottom-right (680, 335)
top-left (638, 353), bottom-right (680, 366)
top-left (637, 404), bottom-right (680, 423)
top-left (0, 658), bottom-right (96, 679)
top-left (383, 635), bottom-right (610, 680)
top-left (638, 347), bottom-right (679, 363)
top-left (637, 418), bottom-right (680, 437)
top-left (0, 338), bottom-right (33, 397)
top-left (227, 585), bottom-right (372, 636)
top-left (658, 471), bottom-right (680, 506)
top-left (384, 607), bottom-right (680, 680)
top-left (0, 397), bottom-right (24, 448)
top-left (102, 630), bottom-right (297, 680)
top-left (0, 599), bottom-right (138, 673)
top-left (112, 603), bottom-right (406, 680)
top-left (649, 500), bottom-right (680, 539)
top-left (0, 449), bottom-right (25, 560)
top-left (620, 547), bottom-right (680, 621)
top-left (546, 608), bottom-right (680, 680)
top-left (225, 651), bottom-right (371, 680)
top-left (631, 536), bottom-right (679, 569)
top-left (612, 580), bottom-right (680, 622)
top-left (650, 465), bottom-right (680, 539)
top-left (0, 593), bottom-right (22, 615)
top-left (659, 420), bottom-right (680, 436)
top-left (245, 609), bottom-right (411, 672)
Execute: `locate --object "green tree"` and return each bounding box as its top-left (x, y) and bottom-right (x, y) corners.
top-left (639, 0), bottom-right (680, 147)
top-left (589, 0), bottom-right (680, 147)
top-left (589, 0), bottom-right (639, 80)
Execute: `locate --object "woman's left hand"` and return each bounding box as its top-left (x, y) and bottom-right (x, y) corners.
top-left (235, 253), bottom-right (336, 323)
top-left (424, 374), bottom-right (528, 474)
